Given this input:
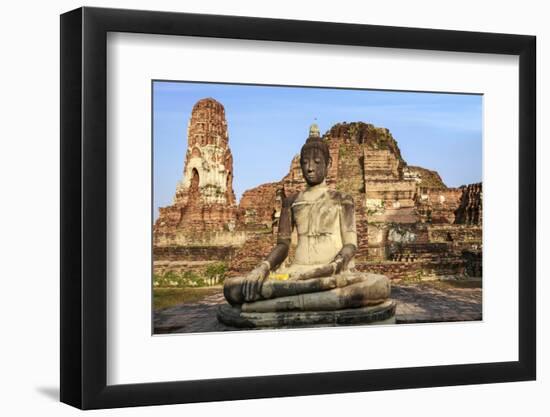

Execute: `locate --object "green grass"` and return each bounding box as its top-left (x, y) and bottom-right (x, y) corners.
top-left (153, 286), bottom-right (223, 311)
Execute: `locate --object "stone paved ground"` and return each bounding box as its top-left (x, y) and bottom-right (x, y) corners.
top-left (153, 280), bottom-right (482, 334)
top-left (392, 281), bottom-right (481, 323)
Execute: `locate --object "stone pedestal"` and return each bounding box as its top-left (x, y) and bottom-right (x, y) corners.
top-left (217, 299), bottom-right (396, 328)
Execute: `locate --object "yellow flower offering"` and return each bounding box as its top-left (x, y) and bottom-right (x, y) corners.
top-left (269, 273), bottom-right (290, 281)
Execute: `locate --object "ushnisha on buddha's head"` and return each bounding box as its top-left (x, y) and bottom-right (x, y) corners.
top-left (300, 123), bottom-right (331, 186)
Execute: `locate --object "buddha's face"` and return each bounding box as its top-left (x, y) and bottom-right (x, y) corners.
top-left (300, 147), bottom-right (330, 186)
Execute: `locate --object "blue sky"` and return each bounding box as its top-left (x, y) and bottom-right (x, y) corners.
top-left (153, 81), bottom-right (482, 220)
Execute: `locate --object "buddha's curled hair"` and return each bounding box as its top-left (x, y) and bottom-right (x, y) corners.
top-left (300, 133), bottom-right (330, 164)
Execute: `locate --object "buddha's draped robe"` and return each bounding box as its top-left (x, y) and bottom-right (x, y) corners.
top-left (276, 182), bottom-right (357, 275)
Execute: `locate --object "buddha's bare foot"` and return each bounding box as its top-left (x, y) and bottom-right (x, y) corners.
top-left (289, 264), bottom-right (336, 281)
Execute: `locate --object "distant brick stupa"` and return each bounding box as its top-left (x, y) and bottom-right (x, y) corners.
top-left (154, 98), bottom-right (239, 247)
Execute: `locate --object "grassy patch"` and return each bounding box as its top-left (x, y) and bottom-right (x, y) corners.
top-left (153, 286), bottom-right (223, 311)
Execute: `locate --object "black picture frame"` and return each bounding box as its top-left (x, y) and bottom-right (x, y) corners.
top-left (60, 6), bottom-right (536, 410)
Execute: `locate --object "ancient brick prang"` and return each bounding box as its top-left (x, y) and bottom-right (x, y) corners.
top-left (175, 97), bottom-right (236, 206)
top-left (154, 98), bottom-right (239, 248)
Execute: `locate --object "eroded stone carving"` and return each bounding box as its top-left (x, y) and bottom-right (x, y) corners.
top-left (218, 125), bottom-right (395, 327)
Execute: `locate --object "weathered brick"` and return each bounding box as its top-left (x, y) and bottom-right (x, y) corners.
top-left (153, 105), bottom-right (483, 280)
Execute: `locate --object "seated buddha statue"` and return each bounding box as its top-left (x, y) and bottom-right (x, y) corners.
top-left (220, 124), bottom-right (393, 323)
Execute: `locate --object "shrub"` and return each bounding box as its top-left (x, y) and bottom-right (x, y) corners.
top-left (154, 264), bottom-right (227, 288)
top-left (182, 270), bottom-right (202, 286)
top-left (205, 262), bottom-right (228, 285)
top-left (154, 271), bottom-right (200, 287)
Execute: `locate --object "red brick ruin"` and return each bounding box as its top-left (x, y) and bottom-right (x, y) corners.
top-left (154, 98), bottom-right (482, 280)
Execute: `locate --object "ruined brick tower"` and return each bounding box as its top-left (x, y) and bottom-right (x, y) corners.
top-left (154, 98), bottom-right (241, 247)
top-left (174, 98), bottom-right (236, 206)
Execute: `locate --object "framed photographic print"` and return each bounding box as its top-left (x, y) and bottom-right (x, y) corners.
top-left (60, 6), bottom-right (536, 410)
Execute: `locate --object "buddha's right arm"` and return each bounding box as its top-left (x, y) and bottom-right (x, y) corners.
top-left (265, 240), bottom-right (290, 271)
top-left (263, 194), bottom-right (296, 270)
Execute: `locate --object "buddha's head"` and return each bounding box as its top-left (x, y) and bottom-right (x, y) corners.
top-left (300, 123), bottom-right (331, 186)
